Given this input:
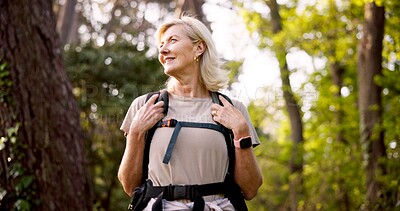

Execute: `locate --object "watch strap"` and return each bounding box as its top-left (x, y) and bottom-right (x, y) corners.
top-left (234, 136), bottom-right (252, 149)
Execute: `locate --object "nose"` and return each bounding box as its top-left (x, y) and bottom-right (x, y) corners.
top-left (159, 44), bottom-right (169, 55)
top-left (158, 46), bottom-right (168, 64)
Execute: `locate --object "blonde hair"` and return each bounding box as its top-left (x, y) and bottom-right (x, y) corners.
top-left (156, 16), bottom-right (228, 92)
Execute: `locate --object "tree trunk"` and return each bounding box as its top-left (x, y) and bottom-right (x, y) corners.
top-left (279, 55), bottom-right (304, 211)
top-left (56, 0), bottom-right (78, 45)
top-left (329, 62), bottom-right (347, 144)
top-left (0, 0), bottom-right (92, 210)
top-left (266, 0), bottom-right (304, 210)
top-left (357, 2), bottom-right (386, 208)
top-left (175, 0), bottom-right (210, 30)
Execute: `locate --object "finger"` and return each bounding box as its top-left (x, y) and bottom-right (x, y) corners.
top-left (153, 107), bottom-right (165, 116)
top-left (151, 112), bottom-right (165, 122)
top-left (146, 94), bottom-right (159, 105)
top-left (211, 103), bottom-right (222, 110)
top-left (218, 95), bottom-right (232, 107)
top-left (213, 114), bottom-right (229, 128)
top-left (212, 114), bottom-right (221, 123)
top-left (154, 100), bottom-right (164, 108)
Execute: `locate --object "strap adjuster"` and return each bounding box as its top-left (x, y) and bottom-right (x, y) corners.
top-left (160, 118), bottom-right (177, 127)
top-left (163, 184), bottom-right (198, 201)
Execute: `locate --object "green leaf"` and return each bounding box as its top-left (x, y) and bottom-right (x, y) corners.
top-left (15, 199), bottom-right (31, 211)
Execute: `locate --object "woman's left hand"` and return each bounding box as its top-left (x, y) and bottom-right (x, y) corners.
top-left (211, 96), bottom-right (250, 136)
top-left (212, 95), bottom-right (262, 199)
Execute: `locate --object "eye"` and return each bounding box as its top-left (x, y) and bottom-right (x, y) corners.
top-left (169, 38), bottom-right (178, 44)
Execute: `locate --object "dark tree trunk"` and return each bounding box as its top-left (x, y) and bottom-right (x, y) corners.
top-left (175, 0), bottom-right (210, 30)
top-left (329, 62), bottom-right (347, 144)
top-left (357, 2), bottom-right (386, 209)
top-left (56, 0), bottom-right (78, 45)
top-left (329, 61), bottom-right (352, 210)
top-left (0, 0), bottom-right (92, 210)
top-left (266, 0), bottom-right (304, 210)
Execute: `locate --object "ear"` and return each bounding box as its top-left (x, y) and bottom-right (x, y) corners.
top-left (194, 41), bottom-right (206, 57)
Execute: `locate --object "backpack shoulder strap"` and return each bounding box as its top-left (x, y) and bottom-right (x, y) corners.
top-left (141, 90), bottom-right (169, 183)
top-left (211, 91), bottom-right (248, 210)
top-left (210, 91), bottom-right (233, 106)
top-left (210, 91), bottom-right (235, 168)
top-left (145, 89), bottom-right (169, 115)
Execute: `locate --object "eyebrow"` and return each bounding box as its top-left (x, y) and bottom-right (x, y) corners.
top-left (160, 34), bottom-right (180, 43)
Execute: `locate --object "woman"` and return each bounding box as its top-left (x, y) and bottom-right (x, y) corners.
top-left (118, 16), bottom-right (262, 210)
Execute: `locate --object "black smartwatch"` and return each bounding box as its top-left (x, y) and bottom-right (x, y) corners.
top-left (234, 136), bottom-right (252, 149)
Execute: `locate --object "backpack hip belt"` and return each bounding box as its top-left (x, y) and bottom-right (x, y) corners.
top-left (145, 180), bottom-right (226, 200)
top-left (146, 180), bottom-right (227, 211)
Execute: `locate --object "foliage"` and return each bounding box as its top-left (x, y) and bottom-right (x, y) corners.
top-left (0, 123), bottom-right (39, 211)
top-left (223, 59), bottom-right (244, 89)
top-left (58, 0), bottom-right (400, 209)
top-left (377, 1), bottom-right (400, 206)
top-left (0, 61), bottom-right (39, 210)
top-left (64, 40), bottom-right (167, 210)
top-left (239, 0), bottom-right (400, 209)
top-left (0, 61), bottom-right (13, 105)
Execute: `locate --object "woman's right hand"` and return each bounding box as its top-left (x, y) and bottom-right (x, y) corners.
top-left (119, 94), bottom-right (164, 195)
top-left (129, 94), bottom-right (165, 134)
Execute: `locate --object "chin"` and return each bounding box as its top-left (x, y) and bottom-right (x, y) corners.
top-left (163, 68), bottom-right (175, 76)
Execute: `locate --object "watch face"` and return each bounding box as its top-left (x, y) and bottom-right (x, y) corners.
top-left (240, 137), bottom-right (252, 149)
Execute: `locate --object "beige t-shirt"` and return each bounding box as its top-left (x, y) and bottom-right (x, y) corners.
top-left (120, 93), bottom-right (260, 187)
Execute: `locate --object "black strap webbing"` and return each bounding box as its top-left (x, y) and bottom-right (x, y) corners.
top-left (142, 90), bottom-right (169, 184)
top-left (160, 120), bottom-right (228, 164)
top-left (146, 180), bottom-right (226, 211)
top-left (156, 119), bottom-right (228, 133)
top-left (145, 181), bottom-right (226, 199)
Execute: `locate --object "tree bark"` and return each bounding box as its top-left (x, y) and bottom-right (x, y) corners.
top-left (56, 0), bottom-right (78, 45)
top-left (357, 2), bottom-right (386, 208)
top-left (0, 0), bottom-right (92, 210)
top-left (266, 0), bottom-right (304, 210)
top-left (329, 62), bottom-right (347, 144)
top-left (175, 0), bottom-right (210, 30)
top-left (279, 55), bottom-right (304, 211)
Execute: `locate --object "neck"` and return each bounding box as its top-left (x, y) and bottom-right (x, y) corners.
top-left (169, 78), bottom-right (209, 98)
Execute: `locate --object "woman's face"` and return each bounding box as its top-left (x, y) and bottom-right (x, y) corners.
top-left (158, 25), bottom-right (198, 77)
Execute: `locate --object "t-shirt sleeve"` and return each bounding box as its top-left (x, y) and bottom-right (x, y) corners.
top-left (120, 94), bottom-right (147, 135)
top-left (232, 99), bottom-right (261, 147)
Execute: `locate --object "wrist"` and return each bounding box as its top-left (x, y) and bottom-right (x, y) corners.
top-left (232, 119), bottom-right (250, 138)
top-left (232, 127), bottom-right (250, 140)
top-left (127, 126), bottom-right (147, 143)
top-left (128, 120), bottom-right (148, 135)
top-left (234, 136), bottom-right (252, 149)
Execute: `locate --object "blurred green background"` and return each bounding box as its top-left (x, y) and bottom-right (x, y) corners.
top-left (61, 0), bottom-right (399, 210)
top-left (1, 0), bottom-right (399, 210)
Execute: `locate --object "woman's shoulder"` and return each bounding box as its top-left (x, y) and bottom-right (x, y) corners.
top-left (129, 93), bottom-right (148, 107)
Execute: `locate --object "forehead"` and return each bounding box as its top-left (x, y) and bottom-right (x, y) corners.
top-left (160, 24), bottom-right (188, 41)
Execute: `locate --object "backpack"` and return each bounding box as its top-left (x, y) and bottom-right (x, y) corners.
top-left (128, 90), bottom-right (247, 211)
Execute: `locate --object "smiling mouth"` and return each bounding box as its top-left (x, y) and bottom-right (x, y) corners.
top-left (164, 57), bottom-right (175, 64)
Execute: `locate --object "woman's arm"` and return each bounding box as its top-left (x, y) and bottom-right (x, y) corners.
top-left (211, 96), bottom-right (262, 200)
top-left (231, 127), bottom-right (263, 200)
top-left (117, 94), bottom-right (165, 196)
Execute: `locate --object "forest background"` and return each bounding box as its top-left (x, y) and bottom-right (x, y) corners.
top-left (0, 0), bottom-right (399, 210)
